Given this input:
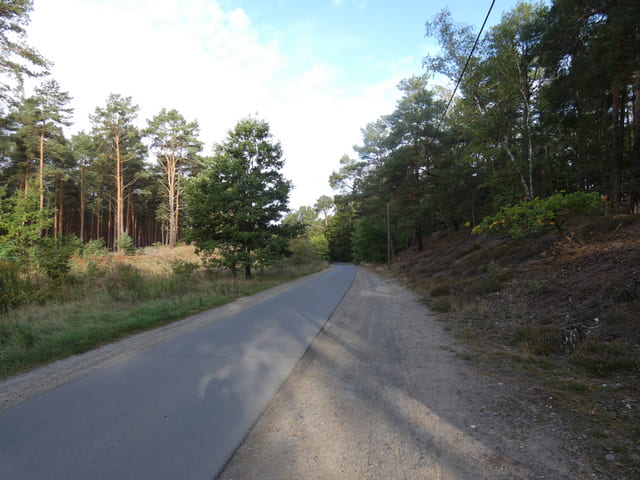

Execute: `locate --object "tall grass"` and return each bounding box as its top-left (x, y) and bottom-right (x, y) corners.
top-left (0, 257), bottom-right (327, 380)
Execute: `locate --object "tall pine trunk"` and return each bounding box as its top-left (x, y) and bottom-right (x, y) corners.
top-left (610, 86), bottom-right (624, 209)
top-left (632, 71), bottom-right (640, 214)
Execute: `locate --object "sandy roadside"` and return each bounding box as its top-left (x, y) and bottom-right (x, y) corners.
top-left (218, 268), bottom-right (594, 480)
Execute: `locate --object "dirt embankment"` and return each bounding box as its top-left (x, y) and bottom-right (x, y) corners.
top-left (392, 215), bottom-right (640, 479)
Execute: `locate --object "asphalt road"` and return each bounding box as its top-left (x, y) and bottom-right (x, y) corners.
top-left (0, 264), bottom-right (356, 480)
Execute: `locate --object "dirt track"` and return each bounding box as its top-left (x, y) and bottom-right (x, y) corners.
top-left (219, 268), bottom-right (593, 479)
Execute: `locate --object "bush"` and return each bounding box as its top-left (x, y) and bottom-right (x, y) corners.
top-left (288, 238), bottom-right (320, 265)
top-left (473, 192), bottom-right (603, 239)
top-left (310, 234), bottom-right (330, 260)
top-left (107, 264), bottom-right (147, 302)
top-left (116, 232), bottom-right (135, 255)
top-left (171, 260), bottom-right (200, 279)
top-left (511, 325), bottom-right (563, 356)
top-left (0, 262), bottom-right (32, 312)
top-left (34, 236), bottom-right (80, 284)
top-left (83, 238), bottom-right (109, 258)
top-left (571, 338), bottom-right (638, 376)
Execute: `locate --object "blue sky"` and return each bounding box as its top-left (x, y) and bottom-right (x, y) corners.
top-left (27, 0), bottom-right (544, 208)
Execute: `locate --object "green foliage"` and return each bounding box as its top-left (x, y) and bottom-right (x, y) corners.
top-left (0, 261), bottom-right (32, 312)
top-left (0, 0), bottom-right (49, 103)
top-left (571, 339), bottom-right (638, 377)
top-left (288, 237), bottom-right (320, 265)
top-left (430, 298), bottom-right (452, 313)
top-left (351, 216), bottom-right (387, 264)
top-left (171, 260), bottom-right (200, 279)
top-left (512, 325), bottom-right (563, 356)
top-left (309, 233), bottom-right (330, 260)
top-left (472, 192), bottom-right (602, 238)
top-left (325, 198), bottom-right (354, 262)
top-left (82, 238), bottom-right (109, 258)
top-left (34, 235), bottom-right (80, 284)
top-left (185, 117), bottom-right (292, 278)
top-left (116, 232), bottom-right (135, 255)
top-left (0, 184), bottom-right (53, 262)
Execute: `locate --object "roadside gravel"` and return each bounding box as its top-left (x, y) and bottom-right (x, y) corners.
top-left (219, 268), bottom-right (594, 480)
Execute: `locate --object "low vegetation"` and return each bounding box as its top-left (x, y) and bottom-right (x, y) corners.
top-left (0, 244), bottom-right (327, 380)
top-left (391, 212), bottom-right (640, 479)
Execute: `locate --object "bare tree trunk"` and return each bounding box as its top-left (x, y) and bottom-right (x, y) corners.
top-left (39, 122), bottom-right (45, 210)
top-left (611, 86), bottom-right (624, 208)
top-left (79, 163), bottom-right (85, 242)
top-left (632, 71), bottom-right (640, 214)
top-left (115, 129), bottom-right (123, 251)
top-left (502, 141), bottom-right (532, 199)
top-left (57, 179), bottom-right (64, 237)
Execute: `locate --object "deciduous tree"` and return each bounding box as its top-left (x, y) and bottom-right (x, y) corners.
top-left (185, 117), bottom-right (291, 278)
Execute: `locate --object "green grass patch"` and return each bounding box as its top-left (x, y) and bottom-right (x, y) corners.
top-left (571, 338), bottom-right (639, 377)
top-left (0, 260), bottom-right (326, 379)
top-left (567, 380), bottom-right (589, 392)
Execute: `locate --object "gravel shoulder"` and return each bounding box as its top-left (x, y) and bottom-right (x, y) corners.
top-left (219, 267), bottom-right (594, 480)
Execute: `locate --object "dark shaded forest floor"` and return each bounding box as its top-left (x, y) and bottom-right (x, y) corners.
top-left (390, 214), bottom-right (640, 479)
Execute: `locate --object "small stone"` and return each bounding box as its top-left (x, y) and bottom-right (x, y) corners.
top-left (605, 453), bottom-right (616, 461)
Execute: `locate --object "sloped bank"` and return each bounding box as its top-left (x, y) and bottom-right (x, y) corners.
top-left (391, 215), bottom-right (640, 479)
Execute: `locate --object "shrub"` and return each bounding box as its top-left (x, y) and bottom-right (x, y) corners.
top-left (116, 232), bottom-right (135, 255)
top-left (34, 236), bottom-right (80, 284)
top-left (107, 264), bottom-right (147, 302)
top-left (83, 238), bottom-right (109, 258)
top-left (430, 297), bottom-right (452, 313)
top-left (472, 192), bottom-right (602, 239)
top-left (171, 260), bottom-right (200, 279)
top-left (0, 261), bottom-right (32, 312)
top-left (512, 325), bottom-right (563, 356)
top-left (310, 234), bottom-right (330, 260)
top-left (571, 338), bottom-right (638, 376)
top-left (288, 238), bottom-right (320, 265)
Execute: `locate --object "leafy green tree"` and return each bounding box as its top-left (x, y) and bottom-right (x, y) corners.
top-left (351, 216), bottom-right (387, 264)
top-left (90, 94), bottom-right (145, 251)
top-left (325, 195), bottom-right (355, 262)
top-left (185, 117), bottom-right (292, 278)
top-left (146, 108), bottom-right (202, 248)
top-left (0, 181), bottom-right (52, 263)
top-left (314, 195), bottom-right (334, 226)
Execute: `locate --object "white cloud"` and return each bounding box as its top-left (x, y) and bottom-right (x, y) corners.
top-left (28, 0), bottom-right (409, 209)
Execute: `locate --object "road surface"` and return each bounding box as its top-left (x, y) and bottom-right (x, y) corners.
top-left (0, 264), bottom-right (356, 480)
top-left (219, 267), bottom-right (594, 480)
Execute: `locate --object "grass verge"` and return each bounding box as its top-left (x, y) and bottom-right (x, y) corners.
top-left (0, 255), bottom-right (327, 380)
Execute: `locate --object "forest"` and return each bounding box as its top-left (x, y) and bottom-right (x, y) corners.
top-left (1, 0), bottom-right (639, 269)
top-left (323, 0), bottom-right (640, 263)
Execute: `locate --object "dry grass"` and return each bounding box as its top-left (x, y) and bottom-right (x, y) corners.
top-left (390, 215), bottom-right (640, 479)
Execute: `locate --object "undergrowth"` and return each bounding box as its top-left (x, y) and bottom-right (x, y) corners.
top-left (0, 249), bottom-right (327, 380)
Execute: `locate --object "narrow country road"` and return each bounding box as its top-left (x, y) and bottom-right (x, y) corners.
top-left (0, 265), bottom-right (356, 480)
top-left (219, 267), bottom-right (594, 480)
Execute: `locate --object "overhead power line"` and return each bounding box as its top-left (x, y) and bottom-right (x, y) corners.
top-left (433, 0), bottom-right (496, 136)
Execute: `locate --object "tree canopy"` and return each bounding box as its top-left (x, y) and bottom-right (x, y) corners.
top-left (184, 117), bottom-right (292, 278)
